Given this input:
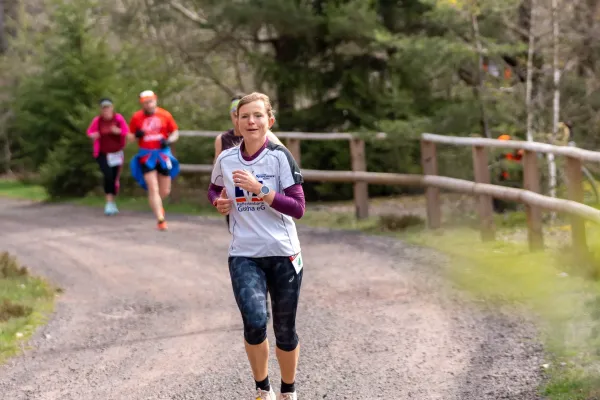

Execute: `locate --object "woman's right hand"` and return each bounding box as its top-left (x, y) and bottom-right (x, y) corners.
top-left (214, 189), bottom-right (233, 215)
top-left (89, 132), bottom-right (99, 140)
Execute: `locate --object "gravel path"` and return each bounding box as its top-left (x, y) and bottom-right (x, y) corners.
top-left (0, 198), bottom-right (544, 399)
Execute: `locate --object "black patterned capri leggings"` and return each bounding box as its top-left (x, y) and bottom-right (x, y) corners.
top-left (96, 153), bottom-right (121, 195)
top-left (228, 256), bottom-right (303, 351)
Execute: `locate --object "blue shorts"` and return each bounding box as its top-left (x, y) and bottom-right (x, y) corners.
top-left (228, 256), bottom-right (302, 351)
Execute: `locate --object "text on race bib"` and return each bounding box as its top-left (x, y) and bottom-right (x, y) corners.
top-left (106, 151), bottom-right (124, 167)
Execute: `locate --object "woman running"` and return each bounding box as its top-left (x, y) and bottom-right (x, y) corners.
top-left (214, 94), bottom-right (283, 322)
top-left (208, 92), bottom-right (305, 400)
top-left (128, 90), bottom-right (180, 231)
top-left (86, 98), bottom-right (129, 215)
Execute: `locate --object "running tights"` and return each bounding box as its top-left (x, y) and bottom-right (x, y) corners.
top-left (228, 256), bottom-right (302, 351)
top-left (96, 153), bottom-right (121, 195)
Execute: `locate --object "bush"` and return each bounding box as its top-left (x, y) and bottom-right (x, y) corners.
top-left (7, 0), bottom-right (225, 198)
top-left (39, 135), bottom-right (101, 198)
top-left (378, 214), bottom-right (425, 232)
top-left (0, 251), bottom-right (28, 278)
top-left (8, 1), bottom-right (117, 198)
top-left (0, 299), bottom-right (32, 322)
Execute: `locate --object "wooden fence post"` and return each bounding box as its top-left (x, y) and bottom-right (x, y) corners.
top-left (565, 156), bottom-right (588, 256)
top-left (286, 138), bottom-right (301, 166)
top-left (472, 146), bottom-right (495, 241)
top-left (350, 138), bottom-right (369, 219)
top-left (420, 140), bottom-right (441, 229)
top-left (523, 150), bottom-right (544, 250)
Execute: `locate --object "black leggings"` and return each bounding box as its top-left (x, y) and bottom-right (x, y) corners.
top-left (96, 153), bottom-right (121, 195)
top-left (228, 256), bottom-right (302, 351)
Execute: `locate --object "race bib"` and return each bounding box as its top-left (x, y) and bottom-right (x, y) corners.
top-left (289, 252), bottom-right (303, 274)
top-left (106, 150), bottom-right (124, 167)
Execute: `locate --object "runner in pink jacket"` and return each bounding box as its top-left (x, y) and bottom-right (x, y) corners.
top-left (86, 98), bottom-right (129, 215)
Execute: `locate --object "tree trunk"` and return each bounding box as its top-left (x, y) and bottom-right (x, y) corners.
top-left (0, 0), bottom-right (11, 174)
top-left (273, 36), bottom-right (297, 131)
top-left (575, 0), bottom-right (598, 76)
top-left (0, 0), bottom-right (6, 55)
top-left (276, 84), bottom-right (295, 130)
top-left (471, 12), bottom-right (490, 138)
top-left (525, 0), bottom-right (536, 142)
top-left (548, 0), bottom-right (560, 204)
top-left (1, 135), bottom-right (11, 175)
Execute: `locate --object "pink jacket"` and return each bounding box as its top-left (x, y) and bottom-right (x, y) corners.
top-left (86, 113), bottom-right (129, 158)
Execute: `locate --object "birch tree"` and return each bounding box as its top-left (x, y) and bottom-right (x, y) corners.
top-left (548, 0), bottom-right (560, 201)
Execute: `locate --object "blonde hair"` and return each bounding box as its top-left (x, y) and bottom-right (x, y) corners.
top-left (236, 92), bottom-right (275, 119)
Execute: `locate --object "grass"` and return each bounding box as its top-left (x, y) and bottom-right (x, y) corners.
top-left (4, 178), bottom-right (600, 397)
top-left (0, 251), bottom-right (58, 364)
top-left (292, 206), bottom-right (600, 398)
top-left (0, 179), bottom-right (47, 201)
top-left (401, 226), bottom-right (600, 399)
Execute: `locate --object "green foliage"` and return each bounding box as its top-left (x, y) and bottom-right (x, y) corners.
top-left (5, 0), bottom-right (224, 198)
top-left (11, 0), bottom-right (114, 168)
top-left (208, 0), bottom-right (529, 200)
top-left (0, 252), bottom-right (28, 279)
top-left (7, 1), bottom-right (113, 197)
top-left (4, 0), bottom-right (600, 204)
top-left (39, 128), bottom-right (101, 199)
top-left (0, 252), bottom-right (56, 364)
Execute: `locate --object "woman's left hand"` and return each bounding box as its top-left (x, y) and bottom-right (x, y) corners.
top-left (232, 170), bottom-right (261, 194)
top-left (111, 125), bottom-right (121, 134)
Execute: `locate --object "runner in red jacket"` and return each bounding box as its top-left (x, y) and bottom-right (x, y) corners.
top-left (128, 90), bottom-right (180, 231)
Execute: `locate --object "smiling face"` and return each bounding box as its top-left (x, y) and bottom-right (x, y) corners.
top-left (237, 100), bottom-right (274, 141)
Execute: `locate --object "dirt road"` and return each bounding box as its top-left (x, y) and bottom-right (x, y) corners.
top-left (0, 199), bottom-right (544, 399)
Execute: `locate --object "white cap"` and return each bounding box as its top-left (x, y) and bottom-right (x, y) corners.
top-left (139, 90), bottom-right (157, 102)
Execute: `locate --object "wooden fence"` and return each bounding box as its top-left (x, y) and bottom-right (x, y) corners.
top-left (178, 130), bottom-right (388, 219)
top-left (421, 133), bottom-right (600, 254)
top-left (177, 130), bottom-right (600, 255)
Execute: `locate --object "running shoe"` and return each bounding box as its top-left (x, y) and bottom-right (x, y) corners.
top-left (157, 220), bottom-right (168, 231)
top-left (278, 393), bottom-right (297, 400)
top-left (104, 202), bottom-right (118, 216)
top-left (255, 388), bottom-right (276, 400)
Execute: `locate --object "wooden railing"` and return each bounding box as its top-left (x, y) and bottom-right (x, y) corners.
top-left (178, 130), bottom-right (388, 219)
top-left (177, 130), bottom-right (600, 255)
top-left (421, 133), bottom-right (600, 254)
